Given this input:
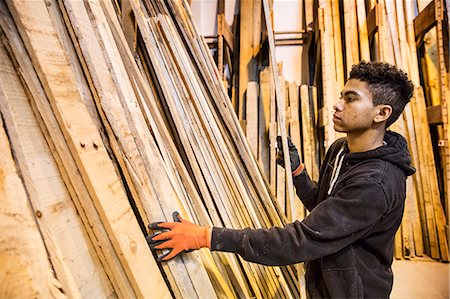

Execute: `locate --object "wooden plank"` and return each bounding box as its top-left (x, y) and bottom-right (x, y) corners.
top-left (246, 81), bottom-right (259, 158)
top-left (367, 4), bottom-right (378, 38)
top-left (318, 4), bottom-right (337, 148)
top-left (331, 0), bottom-right (344, 88)
top-left (343, 0), bottom-right (359, 77)
top-left (414, 0), bottom-right (436, 38)
top-left (0, 40), bottom-right (115, 298)
top-left (258, 68), bottom-right (271, 181)
top-left (238, 0), bottom-right (256, 120)
top-left (270, 71), bottom-right (277, 195)
top-left (262, 0), bottom-right (296, 222)
top-left (394, 0), bottom-right (425, 258)
top-left (356, 0), bottom-right (370, 61)
top-left (120, 0), bottom-right (137, 52)
top-left (289, 82), bottom-right (304, 220)
top-left (432, 0), bottom-right (449, 262)
top-left (5, 1), bottom-right (171, 297)
top-left (0, 116), bottom-right (64, 299)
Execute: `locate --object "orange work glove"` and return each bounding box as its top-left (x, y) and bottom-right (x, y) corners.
top-left (148, 212), bottom-right (211, 262)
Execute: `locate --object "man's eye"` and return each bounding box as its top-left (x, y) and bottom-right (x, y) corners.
top-left (346, 97), bottom-right (355, 102)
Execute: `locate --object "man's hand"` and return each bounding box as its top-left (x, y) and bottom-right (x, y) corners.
top-left (276, 136), bottom-right (304, 176)
top-left (147, 212), bottom-right (211, 262)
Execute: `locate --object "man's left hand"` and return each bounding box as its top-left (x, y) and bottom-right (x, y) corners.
top-left (147, 213), bottom-right (211, 262)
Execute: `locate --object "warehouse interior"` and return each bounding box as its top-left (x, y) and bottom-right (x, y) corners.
top-left (0, 0), bottom-right (448, 298)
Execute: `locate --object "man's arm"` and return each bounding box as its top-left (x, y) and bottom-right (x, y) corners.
top-left (211, 179), bottom-right (388, 266)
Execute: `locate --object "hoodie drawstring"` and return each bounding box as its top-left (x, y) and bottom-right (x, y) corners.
top-left (328, 147), bottom-right (345, 195)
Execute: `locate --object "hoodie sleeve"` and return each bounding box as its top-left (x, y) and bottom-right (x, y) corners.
top-left (293, 169), bottom-right (318, 211)
top-left (211, 178), bottom-right (388, 266)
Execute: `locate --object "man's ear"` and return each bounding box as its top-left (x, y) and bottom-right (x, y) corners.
top-left (374, 105), bottom-right (392, 124)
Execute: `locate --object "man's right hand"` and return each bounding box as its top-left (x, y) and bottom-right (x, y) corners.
top-left (276, 136), bottom-right (304, 176)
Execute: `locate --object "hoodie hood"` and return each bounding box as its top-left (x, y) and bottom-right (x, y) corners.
top-left (345, 131), bottom-right (416, 176)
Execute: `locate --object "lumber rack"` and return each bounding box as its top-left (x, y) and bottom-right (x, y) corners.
top-left (415, 0), bottom-right (449, 220)
top-left (274, 30), bottom-right (312, 46)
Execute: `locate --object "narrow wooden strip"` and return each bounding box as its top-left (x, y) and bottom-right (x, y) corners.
top-left (246, 81), bottom-right (259, 158)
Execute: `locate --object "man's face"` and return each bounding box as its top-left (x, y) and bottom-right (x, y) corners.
top-left (332, 79), bottom-right (379, 133)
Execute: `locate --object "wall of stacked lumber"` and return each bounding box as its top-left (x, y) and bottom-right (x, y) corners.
top-left (0, 0), bottom-right (448, 298)
top-left (0, 0), bottom-right (304, 298)
top-left (235, 0), bottom-right (449, 263)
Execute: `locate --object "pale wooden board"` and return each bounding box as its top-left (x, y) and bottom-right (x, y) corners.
top-left (238, 0), bottom-right (255, 120)
top-left (262, 0), bottom-right (296, 223)
top-left (331, 0), bottom-right (344, 88)
top-left (258, 68), bottom-right (271, 181)
top-left (0, 116), bottom-right (64, 299)
top-left (246, 81), bottom-right (259, 158)
top-left (356, 0), bottom-right (370, 61)
top-left (5, 1), bottom-right (171, 297)
top-left (318, 4), bottom-right (337, 149)
top-left (343, 0), bottom-right (359, 77)
top-left (0, 40), bottom-right (114, 298)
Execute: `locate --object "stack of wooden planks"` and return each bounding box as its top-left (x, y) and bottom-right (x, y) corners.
top-left (1, 0), bottom-right (448, 297)
top-left (0, 0), bottom-right (305, 298)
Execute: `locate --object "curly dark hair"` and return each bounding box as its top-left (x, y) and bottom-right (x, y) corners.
top-left (349, 61), bottom-right (414, 128)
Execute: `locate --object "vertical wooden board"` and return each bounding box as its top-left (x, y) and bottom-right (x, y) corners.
top-left (0, 116), bottom-right (64, 299)
top-left (288, 82), bottom-right (304, 221)
top-left (343, 0), bottom-right (359, 76)
top-left (246, 81), bottom-right (259, 158)
top-left (269, 71), bottom-right (277, 195)
top-left (5, 1), bottom-right (170, 297)
top-left (263, 0), bottom-right (296, 222)
top-left (253, 0), bottom-right (262, 57)
top-left (300, 85), bottom-right (313, 183)
top-left (0, 41), bottom-right (114, 298)
top-left (277, 164), bottom-right (286, 214)
top-left (318, 4), bottom-right (337, 149)
top-left (331, 0), bottom-right (344, 88)
top-left (356, 0), bottom-right (370, 61)
top-left (258, 68), bottom-right (271, 180)
top-left (239, 0), bottom-right (255, 120)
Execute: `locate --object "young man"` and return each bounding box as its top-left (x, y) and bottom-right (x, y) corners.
top-left (149, 61), bottom-right (416, 298)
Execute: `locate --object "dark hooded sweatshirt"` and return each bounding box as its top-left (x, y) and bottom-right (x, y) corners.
top-left (211, 131), bottom-right (415, 298)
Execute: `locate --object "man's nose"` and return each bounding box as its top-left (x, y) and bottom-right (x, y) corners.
top-left (333, 99), bottom-right (344, 111)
